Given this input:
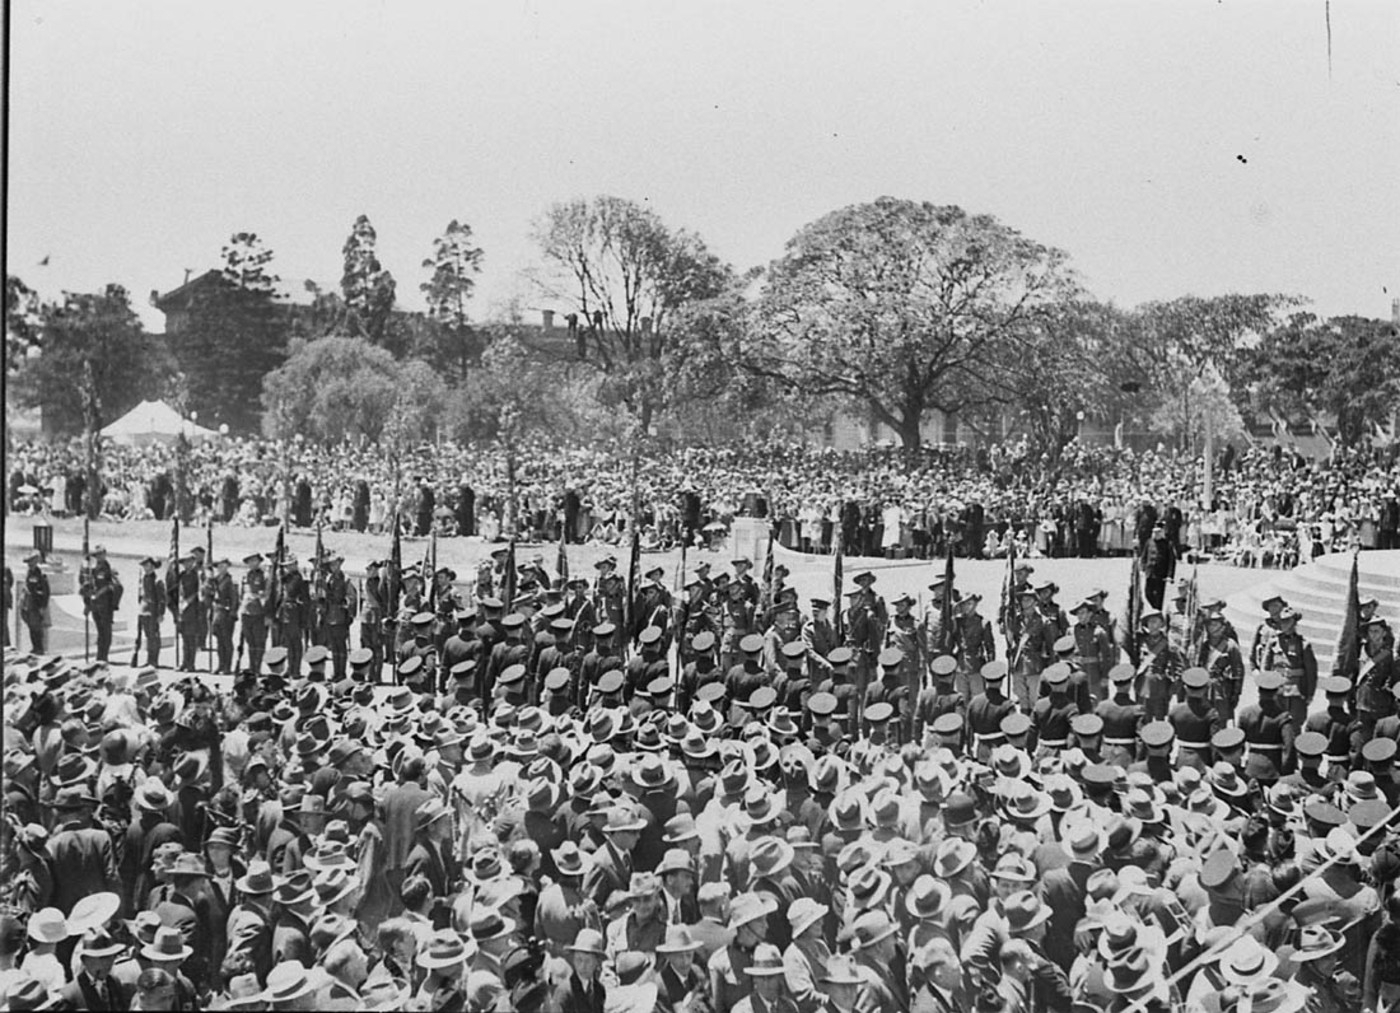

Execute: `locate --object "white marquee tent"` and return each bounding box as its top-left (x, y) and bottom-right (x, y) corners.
top-left (100, 400), bottom-right (222, 447)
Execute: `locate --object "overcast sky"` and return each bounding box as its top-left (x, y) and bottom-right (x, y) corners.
top-left (7, 0), bottom-right (1398, 333)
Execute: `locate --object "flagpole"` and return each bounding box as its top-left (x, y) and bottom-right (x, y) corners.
top-left (82, 516), bottom-right (91, 663)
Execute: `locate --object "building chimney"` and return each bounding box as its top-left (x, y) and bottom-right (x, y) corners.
top-left (542, 309), bottom-right (555, 329)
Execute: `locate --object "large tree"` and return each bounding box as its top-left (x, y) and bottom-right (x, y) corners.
top-left (1244, 312), bottom-right (1400, 444)
top-left (11, 284), bottom-right (177, 436)
top-left (341, 214), bottom-right (397, 346)
top-left (530, 195), bottom-right (733, 429)
top-left (5, 275), bottom-right (43, 378)
top-left (749, 197), bottom-right (1078, 448)
top-left (419, 219), bottom-right (486, 380)
top-left (178, 232), bottom-right (288, 432)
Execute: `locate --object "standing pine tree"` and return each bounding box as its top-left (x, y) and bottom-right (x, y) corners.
top-left (341, 214), bottom-right (397, 346)
top-left (179, 233), bottom-right (288, 433)
top-left (420, 219), bottom-right (484, 381)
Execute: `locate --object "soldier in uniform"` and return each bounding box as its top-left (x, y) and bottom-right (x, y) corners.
top-left (761, 604), bottom-right (802, 678)
top-left (632, 565), bottom-right (673, 647)
top-left (1168, 668), bottom-right (1223, 771)
top-left (394, 568), bottom-right (425, 659)
top-left (81, 544), bottom-right (118, 663)
top-left (885, 594), bottom-right (924, 739)
top-left (575, 620), bottom-right (618, 708)
top-left (914, 655), bottom-right (963, 742)
top-left (239, 552), bottom-right (269, 675)
top-left (813, 646), bottom-right (859, 736)
top-left (1196, 610), bottom-right (1245, 724)
top-left (17, 552), bottom-right (49, 654)
top-left (593, 557), bottom-right (628, 653)
top-left (322, 553), bottom-right (358, 681)
top-left (966, 660), bottom-right (1017, 763)
top-left (732, 557), bottom-right (760, 609)
top-left (800, 598), bottom-right (839, 683)
top-left (1236, 671), bottom-right (1295, 777)
top-left (719, 580), bottom-right (756, 674)
top-left (1356, 618), bottom-right (1397, 740)
top-left (1095, 663), bottom-right (1143, 769)
top-left (952, 593), bottom-right (995, 703)
top-left (1045, 636), bottom-right (1093, 713)
top-left (1135, 610), bottom-right (1185, 722)
top-left (1249, 594), bottom-right (1289, 674)
top-left (1009, 588), bottom-right (1047, 710)
top-left (1069, 598), bottom-right (1113, 703)
top-left (1303, 677), bottom-right (1358, 781)
top-left (137, 555), bottom-right (163, 668)
top-left (209, 558), bottom-right (237, 674)
top-left (844, 572), bottom-right (887, 716)
top-left (360, 560), bottom-right (386, 680)
top-left (174, 554), bottom-right (203, 671)
top-left (277, 554), bottom-right (309, 678)
top-left (678, 630), bottom-right (721, 714)
top-left (1258, 607), bottom-right (1317, 733)
top-left (1031, 664), bottom-right (1078, 759)
top-left (1035, 581), bottom-right (1069, 644)
top-left (863, 648), bottom-right (911, 744)
top-left (921, 576), bottom-right (955, 668)
top-left (431, 567), bottom-right (463, 654)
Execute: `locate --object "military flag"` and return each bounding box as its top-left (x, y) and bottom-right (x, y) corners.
top-left (312, 522), bottom-right (326, 645)
top-left (82, 516), bottom-right (91, 662)
top-left (1331, 548), bottom-right (1362, 681)
top-left (833, 529), bottom-right (845, 642)
top-left (556, 535), bottom-right (569, 590)
top-left (759, 521), bottom-right (777, 628)
top-left (502, 538), bottom-right (517, 612)
top-left (268, 524), bottom-right (285, 647)
top-left (388, 514), bottom-right (402, 621)
top-left (205, 522), bottom-right (215, 669)
top-left (1000, 539), bottom-right (1019, 654)
top-left (939, 544), bottom-right (956, 656)
top-left (428, 529), bottom-right (439, 611)
top-left (169, 516), bottom-right (180, 670)
top-left (1124, 552), bottom-right (1143, 666)
top-left (625, 523), bottom-right (642, 642)
top-left (1181, 559), bottom-right (1202, 658)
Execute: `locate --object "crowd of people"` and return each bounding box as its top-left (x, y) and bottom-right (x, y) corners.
top-left (6, 436), bottom-right (1400, 564)
top-left (2, 504), bottom-right (1399, 1011)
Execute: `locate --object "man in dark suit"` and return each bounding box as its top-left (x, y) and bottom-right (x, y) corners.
top-left (46, 786), bottom-right (119, 913)
top-left (59, 927), bottom-right (131, 1011)
top-left (582, 807), bottom-right (644, 909)
top-left (556, 929), bottom-right (608, 1013)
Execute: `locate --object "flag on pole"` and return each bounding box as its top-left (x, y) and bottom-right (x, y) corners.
top-left (625, 523), bottom-right (641, 642)
top-left (82, 516), bottom-right (92, 662)
top-left (1000, 539), bottom-right (1019, 655)
top-left (428, 529), bottom-right (439, 611)
top-left (556, 535), bottom-right (569, 590)
top-left (759, 522), bottom-right (776, 628)
top-left (502, 538), bottom-right (517, 613)
top-left (1182, 559), bottom-right (1202, 658)
top-left (388, 514), bottom-right (402, 621)
top-left (1331, 548), bottom-right (1362, 681)
top-left (313, 522), bottom-right (326, 635)
top-left (1124, 553), bottom-right (1143, 666)
top-left (170, 516), bottom-right (181, 670)
top-left (939, 544), bottom-right (956, 655)
top-left (833, 529), bottom-right (845, 642)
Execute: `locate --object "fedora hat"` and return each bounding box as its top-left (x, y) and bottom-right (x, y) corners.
top-left (260, 961), bottom-right (316, 1004)
top-left (303, 839), bottom-right (356, 873)
top-left (934, 838), bottom-right (978, 879)
top-left (27, 908), bottom-right (68, 945)
top-left (469, 849), bottom-right (505, 884)
top-left (663, 813), bottom-right (700, 844)
top-left (168, 854), bottom-right (211, 879)
top-left (312, 867), bottom-right (358, 908)
top-left (847, 865), bottom-right (893, 909)
top-left (141, 926), bottom-right (194, 963)
top-left (4, 976), bottom-right (60, 1011)
top-left (656, 924), bottom-right (704, 954)
top-left (565, 927), bottom-right (606, 955)
top-left (728, 892), bottom-right (779, 930)
top-left (631, 754), bottom-right (676, 792)
top-left (134, 780), bottom-right (174, 813)
top-left (829, 788), bottom-right (869, 833)
top-left (1292, 924), bottom-right (1345, 962)
top-left (906, 875), bottom-right (952, 920)
top-left (1003, 891), bottom-right (1051, 934)
top-left (748, 836), bottom-right (796, 880)
top-left (743, 786), bottom-right (783, 826)
top-left (602, 806), bottom-right (646, 833)
top-left (1232, 978), bottom-right (1310, 1013)
top-left (273, 869), bottom-right (315, 907)
top-left (821, 954), bottom-right (864, 986)
top-left (468, 907), bottom-right (516, 943)
top-left (78, 926), bottom-right (126, 958)
top-left (551, 841), bottom-right (593, 878)
top-left (415, 929), bottom-right (470, 970)
top-left (1217, 935), bottom-right (1280, 986)
top-left (1001, 783), bottom-right (1052, 822)
top-left (234, 859), bottom-right (280, 896)
top-left (1104, 947), bottom-right (1160, 994)
top-left (745, 943), bottom-right (786, 976)
top-left (656, 849), bottom-right (694, 877)
top-left (850, 910), bottom-right (898, 949)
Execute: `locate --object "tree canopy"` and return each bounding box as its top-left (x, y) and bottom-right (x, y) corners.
top-left (748, 197), bottom-right (1078, 448)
